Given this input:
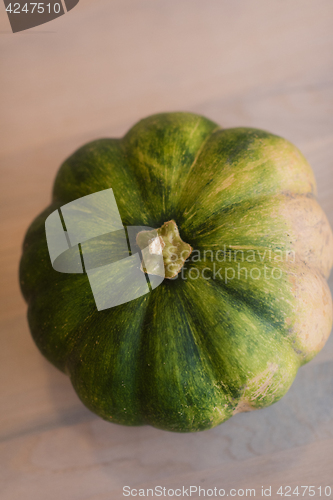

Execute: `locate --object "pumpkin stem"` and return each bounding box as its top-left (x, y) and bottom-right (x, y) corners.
top-left (136, 220), bottom-right (192, 279)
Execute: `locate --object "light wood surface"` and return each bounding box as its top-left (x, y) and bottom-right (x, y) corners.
top-left (1, 1), bottom-right (333, 499)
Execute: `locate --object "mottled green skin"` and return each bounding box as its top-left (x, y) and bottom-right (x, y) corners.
top-left (20, 112), bottom-right (324, 432)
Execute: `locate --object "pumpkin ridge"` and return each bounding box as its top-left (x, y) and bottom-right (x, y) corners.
top-left (175, 124), bottom-right (221, 204)
top-left (175, 275), bottom-right (300, 412)
top-left (182, 190), bottom-right (333, 281)
top-left (52, 138), bottom-right (153, 227)
top-left (120, 112), bottom-right (219, 223)
top-left (177, 128), bottom-right (317, 233)
top-left (193, 259), bottom-right (289, 335)
top-left (67, 294), bottom-right (151, 426)
top-left (183, 192), bottom-right (316, 238)
top-left (177, 283), bottom-right (243, 404)
top-left (190, 256), bottom-right (332, 365)
top-left (134, 282), bottom-right (234, 431)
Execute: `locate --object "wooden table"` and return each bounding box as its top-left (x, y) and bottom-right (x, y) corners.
top-left (1, 1), bottom-right (333, 498)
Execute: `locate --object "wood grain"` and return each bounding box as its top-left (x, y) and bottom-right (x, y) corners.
top-left (1, 1), bottom-right (333, 498)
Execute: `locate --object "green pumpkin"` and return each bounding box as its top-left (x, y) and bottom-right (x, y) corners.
top-left (20, 112), bottom-right (333, 432)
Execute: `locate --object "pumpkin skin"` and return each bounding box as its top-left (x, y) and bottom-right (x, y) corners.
top-left (20, 112), bottom-right (333, 432)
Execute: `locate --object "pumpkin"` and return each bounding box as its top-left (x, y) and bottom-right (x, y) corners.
top-left (19, 112), bottom-right (333, 432)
